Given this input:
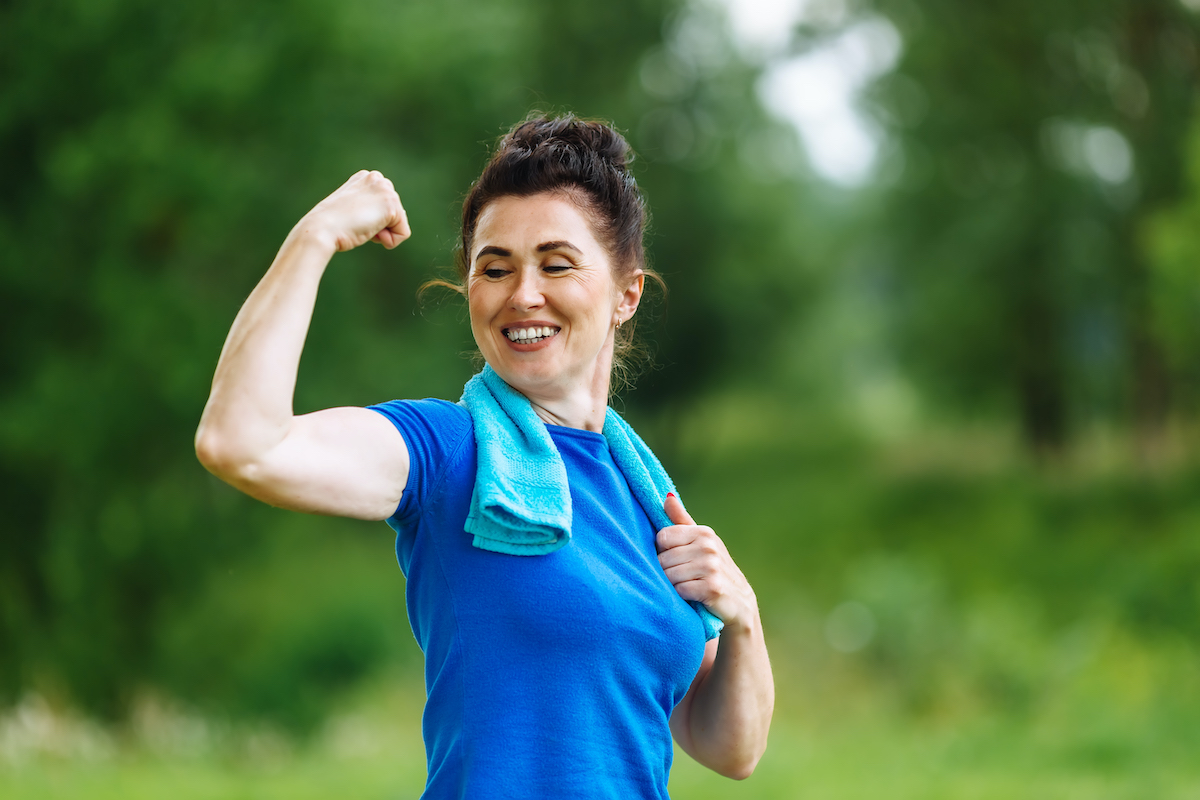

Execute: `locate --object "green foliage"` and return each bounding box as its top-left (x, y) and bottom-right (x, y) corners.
top-left (0, 0), bottom-right (808, 722)
top-left (4, 420), bottom-right (1200, 793)
top-left (154, 522), bottom-right (417, 734)
top-left (1144, 116), bottom-right (1200, 411)
top-left (848, 0), bottom-right (1199, 447)
top-left (665, 393), bottom-right (1200, 725)
top-left (3, 0), bottom-right (1200, 746)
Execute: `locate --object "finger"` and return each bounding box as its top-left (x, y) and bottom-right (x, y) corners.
top-left (661, 559), bottom-right (709, 586)
top-left (669, 577), bottom-right (713, 604)
top-left (660, 541), bottom-right (722, 575)
top-left (391, 200), bottom-right (412, 238)
top-left (370, 200), bottom-right (412, 249)
top-left (655, 524), bottom-right (696, 554)
top-left (657, 532), bottom-right (703, 565)
top-left (373, 193), bottom-right (410, 243)
top-left (380, 226), bottom-right (410, 249)
top-left (664, 492), bottom-right (695, 526)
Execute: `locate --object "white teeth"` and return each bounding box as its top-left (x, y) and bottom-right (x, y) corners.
top-left (505, 326), bottom-right (558, 343)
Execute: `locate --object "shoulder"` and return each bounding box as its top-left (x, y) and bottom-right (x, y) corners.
top-left (367, 399), bottom-right (475, 523)
top-left (367, 398), bottom-right (473, 465)
top-left (369, 398), bottom-right (472, 434)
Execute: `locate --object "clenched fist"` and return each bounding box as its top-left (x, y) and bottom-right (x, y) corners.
top-left (657, 493), bottom-right (759, 633)
top-left (297, 170), bottom-right (411, 253)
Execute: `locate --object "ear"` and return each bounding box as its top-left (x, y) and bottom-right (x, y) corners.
top-left (615, 270), bottom-right (644, 325)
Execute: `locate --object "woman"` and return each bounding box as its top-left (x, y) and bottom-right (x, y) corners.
top-left (196, 115), bottom-right (773, 797)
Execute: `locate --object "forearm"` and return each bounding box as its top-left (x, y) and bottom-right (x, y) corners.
top-left (195, 223), bottom-right (335, 473)
top-left (687, 614), bottom-right (774, 779)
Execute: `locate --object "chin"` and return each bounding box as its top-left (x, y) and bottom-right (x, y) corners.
top-left (488, 358), bottom-right (555, 391)
top-left (506, 369), bottom-right (563, 397)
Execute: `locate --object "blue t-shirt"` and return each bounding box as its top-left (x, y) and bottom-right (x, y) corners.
top-left (368, 398), bottom-right (706, 799)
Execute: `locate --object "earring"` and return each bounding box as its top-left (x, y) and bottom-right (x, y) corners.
top-left (616, 317), bottom-right (623, 329)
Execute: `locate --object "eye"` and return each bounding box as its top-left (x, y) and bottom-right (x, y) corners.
top-left (481, 267), bottom-right (510, 279)
top-left (543, 264), bottom-right (571, 274)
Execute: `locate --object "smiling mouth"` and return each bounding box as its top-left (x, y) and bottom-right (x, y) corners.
top-left (504, 325), bottom-right (560, 344)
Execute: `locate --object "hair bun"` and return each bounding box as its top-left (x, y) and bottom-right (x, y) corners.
top-left (502, 114), bottom-right (631, 173)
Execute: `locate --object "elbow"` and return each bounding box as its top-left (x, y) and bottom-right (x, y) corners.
top-left (706, 727), bottom-right (770, 780)
top-left (730, 765), bottom-right (757, 782)
top-left (719, 753), bottom-right (762, 781)
top-left (692, 739), bottom-right (766, 781)
top-left (194, 425), bottom-right (219, 471)
top-left (195, 429), bottom-right (230, 479)
top-left (194, 425), bottom-right (251, 483)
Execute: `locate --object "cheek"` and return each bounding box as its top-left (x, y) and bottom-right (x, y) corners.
top-left (466, 285), bottom-right (491, 325)
top-left (467, 308), bottom-right (491, 347)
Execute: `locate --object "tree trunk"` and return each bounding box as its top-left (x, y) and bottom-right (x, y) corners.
top-left (1014, 260), bottom-right (1068, 458)
top-left (1119, 0), bottom-right (1197, 463)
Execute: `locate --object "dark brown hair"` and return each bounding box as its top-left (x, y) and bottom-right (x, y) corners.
top-left (425, 113), bottom-right (664, 392)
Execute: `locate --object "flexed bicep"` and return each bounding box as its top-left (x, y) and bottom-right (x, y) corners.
top-left (196, 171), bottom-right (416, 520)
top-left (216, 406), bottom-right (410, 520)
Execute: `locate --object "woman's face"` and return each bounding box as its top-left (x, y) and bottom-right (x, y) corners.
top-left (467, 192), bottom-right (642, 402)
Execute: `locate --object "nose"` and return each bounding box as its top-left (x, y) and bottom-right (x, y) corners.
top-left (508, 269), bottom-right (545, 312)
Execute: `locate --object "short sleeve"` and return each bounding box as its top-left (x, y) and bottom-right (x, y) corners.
top-left (366, 398), bottom-right (473, 527)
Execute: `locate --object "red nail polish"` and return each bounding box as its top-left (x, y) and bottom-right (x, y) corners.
top-left (666, 492), bottom-right (675, 498)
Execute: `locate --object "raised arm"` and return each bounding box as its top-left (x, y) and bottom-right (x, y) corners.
top-left (195, 171), bottom-right (412, 520)
top-left (659, 493), bottom-right (775, 779)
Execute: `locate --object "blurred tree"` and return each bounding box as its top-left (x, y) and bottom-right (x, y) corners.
top-left (0, 0), bottom-right (810, 722)
top-left (839, 0), bottom-right (1199, 454)
top-left (1144, 112), bottom-right (1200, 420)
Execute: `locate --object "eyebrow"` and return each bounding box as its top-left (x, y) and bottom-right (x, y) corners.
top-left (474, 241), bottom-right (583, 263)
top-left (475, 245), bottom-right (511, 262)
top-left (536, 240), bottom-right (582, 255)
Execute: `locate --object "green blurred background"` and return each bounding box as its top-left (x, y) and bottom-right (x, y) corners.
top-left (3, 0), bottom-right (1200, 796)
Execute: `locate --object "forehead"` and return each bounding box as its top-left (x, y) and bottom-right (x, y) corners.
top-left (472, 192), bottom-right (603, 255)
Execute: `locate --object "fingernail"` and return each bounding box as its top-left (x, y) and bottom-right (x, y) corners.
top-left (666, 492), bottom-right (675, 498)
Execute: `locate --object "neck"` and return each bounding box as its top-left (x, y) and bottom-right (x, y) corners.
top-left (521, 349), bottom-right (614, 433)
top-left (528, 393), bottom-right (607, 432)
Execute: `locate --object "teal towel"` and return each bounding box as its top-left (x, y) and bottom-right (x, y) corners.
top-left (460, 366), bottom-right (723, 640)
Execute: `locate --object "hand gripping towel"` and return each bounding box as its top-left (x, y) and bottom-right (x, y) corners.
top-left (459, 366), bottom-right (723, 640)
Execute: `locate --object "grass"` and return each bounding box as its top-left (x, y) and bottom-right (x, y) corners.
top-left (670, 721), bottom-right (1200, 799)
top-left (5, 682), bottom-right (1200, 799)
top-left (6, 399), bottom-right (1200, 797)
top-left (0, 675), bottom-right (428, 800)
